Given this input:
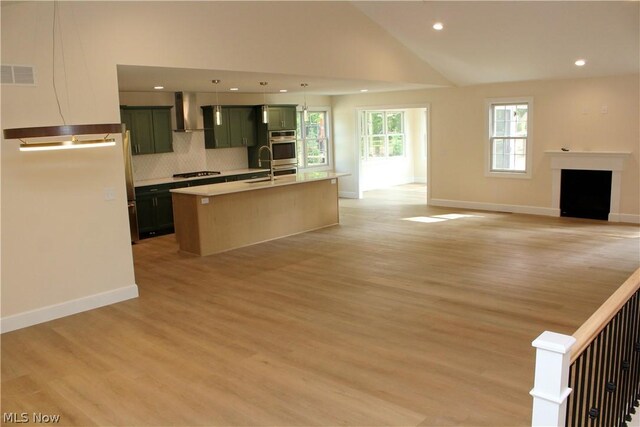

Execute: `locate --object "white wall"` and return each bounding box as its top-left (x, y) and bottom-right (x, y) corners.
top-left (409, 108), bottom-right (428, 184)
top-left (333, 75), bottom-right (640, 219)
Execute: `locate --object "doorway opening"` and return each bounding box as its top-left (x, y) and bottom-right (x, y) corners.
top-left (357, 107), bottom-right (428, 201)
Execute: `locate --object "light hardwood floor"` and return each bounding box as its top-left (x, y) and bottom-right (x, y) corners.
top-left (2, 184), bottom-right (639, 426)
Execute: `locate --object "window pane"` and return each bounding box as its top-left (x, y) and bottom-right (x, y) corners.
top-left (296, 112), bottom-right (303, 137)
top-left (492, 138), bottom-right (526, 172)
top-left (387, 112), bottom-right (403, 133)
top-left (367, 112), bottom-right (384, 135)
top-left (297, 138), bottom-right (304, 168)
top-left (388, 135), bottom-right (404, 156)
top-left (306, 138), bottom-right (327, 165)
top-left (368, 135), bottom-right (385, 157)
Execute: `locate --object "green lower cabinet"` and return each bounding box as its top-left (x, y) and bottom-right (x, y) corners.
top-left (187, 177), bottom-right (226, 186)
top-left (136, 195), bottom-right (157, 234)
top-left (135, 184), bottom-right (176, 238)
top-left (235, 172), bottom-right (269, 180)
top-left (154, 193), bottom-right (174, 230)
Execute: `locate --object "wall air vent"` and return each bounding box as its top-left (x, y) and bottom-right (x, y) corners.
top-left (1, 64), bottom-right (36, 85)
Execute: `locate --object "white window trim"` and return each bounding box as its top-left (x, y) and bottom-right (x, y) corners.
top-left (296, 106), bottom-right (332, 172)
top-left (484, 96), bottom-right (533, 179)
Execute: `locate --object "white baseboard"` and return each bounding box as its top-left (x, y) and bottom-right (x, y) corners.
top-left (339, 191), bottom-right (359, 199)
top-left (429, 198), bottom-right (560, 217)
top-left (1, 284), bottom-right (139, 333)
top-left (430, 199), bottom-right (640, 223)
top-left (610, 213), bottom-right (640, 224)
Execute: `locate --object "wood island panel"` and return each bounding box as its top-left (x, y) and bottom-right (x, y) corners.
top-left (172, 179), bottom-right (339, 256)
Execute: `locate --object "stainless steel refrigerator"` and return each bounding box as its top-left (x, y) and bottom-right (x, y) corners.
top-left (122, 127), bottom-right (139, 242)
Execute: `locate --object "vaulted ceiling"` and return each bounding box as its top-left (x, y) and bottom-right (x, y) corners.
top-left (117, 1), bottom-right (639, 94)
top-left (353, 1), bottom-right (639, 86)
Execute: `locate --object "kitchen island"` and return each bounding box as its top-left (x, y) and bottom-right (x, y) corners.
top-left (170, 172), bottom-right (348, 256)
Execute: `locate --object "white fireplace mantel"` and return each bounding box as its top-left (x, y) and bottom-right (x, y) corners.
top-left (546, 151), bottom-right (631, 222)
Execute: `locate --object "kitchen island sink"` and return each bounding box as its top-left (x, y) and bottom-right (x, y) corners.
top-left (170, 172), bottom-right (348, 256)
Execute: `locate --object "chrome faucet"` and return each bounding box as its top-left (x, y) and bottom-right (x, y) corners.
top-left (258, 145), bottom-right (275, 181)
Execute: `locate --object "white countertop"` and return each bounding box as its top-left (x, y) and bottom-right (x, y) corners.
top-left (134, 168), bottom-right (269, 187)
top-left (170, 171), bottom-right (349, 197)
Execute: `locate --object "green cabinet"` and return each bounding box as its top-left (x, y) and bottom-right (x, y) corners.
top-left (121, 106), bottom-right (173, 155)
top-left (229, 107), bottom-right (257, 147)
top-left (135, 183), bottom-right (176, 237)
top-left (202, 106), bottom-right (230, 149)
top-left (203, 106), bottom-right (256, 149)
top-left (267, 105), bottom-right (297, 131)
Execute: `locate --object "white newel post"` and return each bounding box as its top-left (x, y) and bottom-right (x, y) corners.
top-left (530, 331), bottom-right (576, 427)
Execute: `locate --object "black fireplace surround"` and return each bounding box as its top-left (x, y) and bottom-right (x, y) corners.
top-left (560, 169), bottom-right (612, 220)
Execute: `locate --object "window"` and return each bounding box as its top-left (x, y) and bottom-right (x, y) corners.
top-left (360, 110), bottom-right (405, 159)
top-left (487, 98), bottom-right (532, 177)
top-left (296, 110), bottom-right (329, 169)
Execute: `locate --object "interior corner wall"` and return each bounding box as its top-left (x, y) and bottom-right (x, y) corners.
top-left (332, 74), bottom-right (640, 218)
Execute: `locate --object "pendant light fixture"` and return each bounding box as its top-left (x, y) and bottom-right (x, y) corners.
top-left (4, 124), bottom-right (121, 152)
top-left (212, 79), bottom-right (222, 126)
top-left (260, 82), bottom-right (269, 124)
top-left (300, 83), bottom-right (309, 122)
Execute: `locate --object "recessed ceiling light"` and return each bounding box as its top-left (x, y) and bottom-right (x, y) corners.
top-left (279, 89), bottom-right (288, 93)
top-left (433, 22), bottom-right (444, 31)
top-left (230, 87), bottom-right (239, 91)
top-left (153, 86), bottom-right (164, 90)
top-left (575, 59), bottom-right (586, 67)
top-left (360, 89), bottom-right (368, 92)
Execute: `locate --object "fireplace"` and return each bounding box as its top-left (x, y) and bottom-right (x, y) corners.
top-left (560, 169), bottom-right (612, 220)
top-left (547, 151), bottom-right (629, 222)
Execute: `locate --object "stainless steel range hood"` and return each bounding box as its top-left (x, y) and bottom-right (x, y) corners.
top-left (174, 92), bottom-right (204, 132)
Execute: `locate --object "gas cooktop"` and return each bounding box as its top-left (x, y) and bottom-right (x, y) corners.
top-left (173, 171), bottom-right (221, 179)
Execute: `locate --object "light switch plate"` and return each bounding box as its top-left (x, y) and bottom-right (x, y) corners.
top-left (104, 187), bottom-right (115, 201)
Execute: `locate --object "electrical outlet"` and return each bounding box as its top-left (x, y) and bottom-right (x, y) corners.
top-left (104, 187), bottom-right (116, 201)
top-left (201, 197), bottom-right (210, 205)
top-left (331, 179), bottom-right (336, 184)
top-left (601, 105), bottom-right (608, 114)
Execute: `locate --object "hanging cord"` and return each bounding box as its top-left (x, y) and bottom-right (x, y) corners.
top-left (70, 2), bottom-right (97, 110)
top-left (52, 1), bottom-right (67, 125)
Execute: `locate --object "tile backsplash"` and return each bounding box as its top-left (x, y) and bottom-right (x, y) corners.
top-left (132, 132), bottom-right (248, 181)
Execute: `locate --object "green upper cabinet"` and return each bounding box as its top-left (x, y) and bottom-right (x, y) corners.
top-left (151, 109), bottom-right (173, 153)
top-left (203, 106), bottom-right (256, 149)
top-left (267, 105), bottom-right (297, 131)
top-left (228, 107), bottom-right (257, 147)
top-left (120, 106), bottom-right (173, 155)
top-left (202, 106), bottom-right (231, 149)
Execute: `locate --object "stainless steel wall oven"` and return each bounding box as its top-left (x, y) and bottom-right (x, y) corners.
top-left (269, 130), bottom-right (297, 167)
